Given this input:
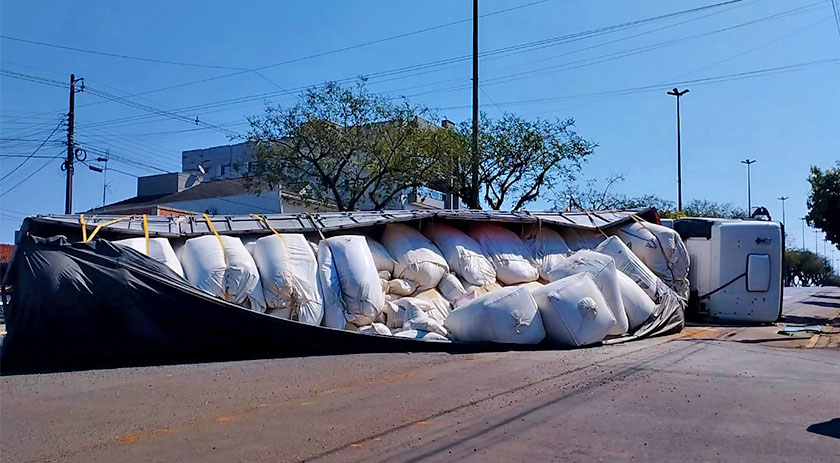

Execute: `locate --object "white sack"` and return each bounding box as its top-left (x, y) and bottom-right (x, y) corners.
top-left (460, 279), bottom-right (504, 300)
top-left (317, 241), bottom-right (346, 329)
top-left (253, 234), bottom-right (322, 325)
top-left (519, 224), bottom-right (570, 280)
top-left (115, 237), bottom-right (184, 277)
top-left (467, 223), bottom-right (538, 285)
top-left (381, 223), bottom-right (449, 290)
top-left (561, 227), bottom-right (605, 251)
top-left (517, 280), bottom-right (545, 294)
top-left (609, 222), bottom-right (690, 297)
top-left (397, 298), bottom-right (448, 336)
top-left (595, 236), bottom-right (662, 301)
top-left (393, 330), bottom-right (450, 341)
top-left (387, 278), bottom-right (417, 296)
top-left (617, 272), bottom-right (656, 330)
top-left (358, 323), bottom-right (392, 336)
top-left (424, 222), bottom-right (496, 286)
top-left (318, 236), bottom-right (384, 327)
top-left (414, 288), bottom-right (451, 322)
top-left (180, 235), bottom-right (266, 312)
top-left (546, 250), bottom-right (629, 336)
top-left (444, 286), bottom-right (545, 344)
top-left (437, 273), bottom-right (472, 308)
top-left (366, 237), bottom-right (396, 276)
top-left (531, 273), bottom-right (616, 347)
top-left (377, 300), bottom-right (405, 330)
top-left (378, 270), bottom-right (391, 280)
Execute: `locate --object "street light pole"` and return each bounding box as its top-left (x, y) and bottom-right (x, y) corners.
top-left (667, 88), bottom-right (689, 211)
top-left (470, 0), bottom-right (480, 209)
top-left (800, 217), bottom-right (806, 251)
top-left (777, 196), bottom-right (788, 226)
top-left (741, 159), bottom-right (756, 215)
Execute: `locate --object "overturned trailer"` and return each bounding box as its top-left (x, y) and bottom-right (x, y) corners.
top-left (1, 209), bottom-right (687, 373)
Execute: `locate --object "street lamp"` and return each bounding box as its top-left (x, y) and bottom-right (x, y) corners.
top-left (777, 196), bottom-right (788, 226)
top-left (667, 88), bottom-right (689, 211)
top-left (741, 159), bottom-right (756, 215)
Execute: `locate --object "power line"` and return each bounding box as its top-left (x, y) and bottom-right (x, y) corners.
top-left (0, 119), bottom-right (64, 181)
top-left (831, 0), bottom-right (840, 39)
top-left (0, 153), bottom-right (62, 197)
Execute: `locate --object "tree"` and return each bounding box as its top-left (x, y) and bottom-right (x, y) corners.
top-left (784, 249), bottom-right (833, 287)
top-left (245, 81), bottom-right (459, 211)
top-left (553, 174), bottom-right (676, 212)
top-left (806, 162), bottom-right (840, 247)
top-left (679, 199), bottom-right (746, 219)
top-left (457, 114), bottom-right (596, 210)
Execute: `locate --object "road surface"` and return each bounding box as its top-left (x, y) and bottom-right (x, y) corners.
top-left (2, 286), bottom-right (838, 462)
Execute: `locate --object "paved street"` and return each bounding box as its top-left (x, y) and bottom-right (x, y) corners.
top-left (2, 287), bottom-right (839, 462)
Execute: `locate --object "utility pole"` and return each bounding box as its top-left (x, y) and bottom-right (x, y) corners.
top-left (100, 150), bottom-right (109, 206)
top-left (741, 158), bottom-right (756, 215)
top-left (777, 196), bottom-right (788, 226)
top-left (667, 87), bottom-right (689, 211)
top-left (815, 230), bottom-right (819, 256)
top-left (470, 0), bottom-right (480, 210)
top-left (64, 73), bottom-right (83, 214)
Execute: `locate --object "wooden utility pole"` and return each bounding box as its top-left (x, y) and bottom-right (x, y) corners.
top-left (470, 0), bottom-right (480, 209)
top-left (64, 74), bottom-right (83, 214)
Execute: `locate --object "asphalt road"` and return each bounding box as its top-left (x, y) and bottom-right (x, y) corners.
top-left (2, 287), bottom-right (839, 462)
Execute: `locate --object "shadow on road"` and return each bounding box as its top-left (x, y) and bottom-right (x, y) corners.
top-left (805, 300), bottom-right (840, 309)
top-left (807, 418), bottom-right (840, 439)
top-left (810, 294), bottom-right (840, 300)
top-left (781, 315), bottom-right (832, 326)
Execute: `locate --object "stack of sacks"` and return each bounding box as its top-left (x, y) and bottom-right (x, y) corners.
top-left (460, 279), bottom-right (504, 298)
top-left (595, 236), bottom-right (662, 301)
top-left (531, 273), bottom-right (616, 347)
top-left (394, 297), bottom-right (448, 337)
top-left (366, 237), bottom-right (396, 280)
top-left (252, 234), bottom-right (322, 325)
top-left (413, 288), bottom-right (451, 322)
top-left (180, 235), bottom-right (266, 312)
top-left (381, 223), bottom-right (449, 291)
top-left (608, 222), bottom-right (690, 297)
top-left (317, 235), bottom-right (384, 329)
top-left (519, 224), bottom-right (570, 280)
top-left (561, 227), bottom-right (605, 251)
top-left (115, 237), bottom-right (184, 277)
top-left (467, 223), bottom-right (539, 285)
top-left (546, 250), bottom-right (629, 336)
top-left (424, 222), bottom-right (496, 286)
top-left (445, 286), bottom-right (545, 344)
top-left (437, 273), bottom-right (479, 308)
top-left (376, 300), bottom-right (404, 331)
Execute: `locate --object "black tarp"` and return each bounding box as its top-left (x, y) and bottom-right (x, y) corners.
top-left (1, 234), bottom-right (685, 374)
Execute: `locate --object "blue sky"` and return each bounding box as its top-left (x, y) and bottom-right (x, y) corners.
top-left (1, 0), bottom-right (838, 257)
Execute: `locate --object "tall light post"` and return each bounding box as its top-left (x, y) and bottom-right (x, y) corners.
top-left (815, 230), bottom-right (819, 256)
top-left (470, 0), bottom-right (480, 209)
top-left (741, 159), bottom-right (756, 215)
top-left (800, 217), bottom-right (806, 251)
top-left (777, 196), bottom-right (788, 226)
top-left (667, 88), bottom-right (689, 211)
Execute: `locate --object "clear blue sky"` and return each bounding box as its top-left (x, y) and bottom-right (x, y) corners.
top-left (1, 0), bottom-right (838, 255)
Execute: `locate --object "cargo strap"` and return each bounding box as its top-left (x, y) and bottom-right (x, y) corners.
top-left (250, 214), bottom-right (287, 245)
top-left (582, 210), bottom-right (609, 239)
top-left (81, 215), bottom-right (132, 243)
top-left (142, 214), bottom-right (150, 256)
top-left (629, 214), bottom-right (679, 288)
top-left (202, 213), bottom-right (227, 264)
top-left (305, 212), bottom-right (326, 240)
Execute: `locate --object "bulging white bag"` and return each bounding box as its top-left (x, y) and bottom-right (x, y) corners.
top-left (424, 222), bottom-right (496, 286)
top-left (595, 236), bottom-right (662, 301)
top-left (317, 240), bottom-right (346, 329)
top-left (561, 227), bottom-right (604, 251)
top-left (519, 224), bottom-right (570, 280)
top-left (115, 237), bottom-right (184, 277)
top-left (531, 273), bottom-right (616, 347)
top-left (414, 288), bottom-right (450, 322)
top-left (366, 237), bottom-right (396, 278)
top-left (444, 286), bottom-right (545, 344)
top-left (381, 223), bottom-right (449, 290)
top-left (387, 278), bottom-right (417, 296)
top-left (467, 223), bottom-right (538, 285)
top-left (437, 273), bottom-right (473, 308)
top-left (318, 235), bottom-right (384, 327)
top-left (396, 298), bottom-right (448, 336)
top-left (616, 272), bottom-right (656, 330)
top-left (546, 250), bottom-right (629, 336)
top-left (180, 235), bottom-right (266, 312)
top-left (609, 221), bottom-right (690, 297)
top-left (253, 234), bottom-right (322, 325)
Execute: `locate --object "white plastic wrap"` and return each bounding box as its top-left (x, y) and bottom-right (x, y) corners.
top-left (444, 286), bottom-right (545, 344)
top-left (180, 235), bottom-right (266, 312)
top-left (318, 235), bottom-right (384, 327)
top-left (609, 221), bottom-right (690, 297)
top-left (115, 237), bottom-right (184, 277)
top-left (381, 223), bottom-right (449, 290)
top-left (595, 236), bottom-right (662, 301)
top-left (253, 234), bottom-right (322, 325)
top-left (616, 272), bottom-right (656, 330)
top-left (561, 227), bottom-right (605, 251)
top-left (546, 250), bottom-right (629, 336)
top-left (519, 224), bottom-right (570, 280)
top-left (424, 222), bottom-right (496, 286)
top-left (467, 223), bottom-right (539, 285)
top-left (531, 273), bottom-right (616, 347)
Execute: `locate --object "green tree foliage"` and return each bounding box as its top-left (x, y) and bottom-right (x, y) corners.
top-left (245, 81), bottom-right (459, 211)
top-left (806, 162), bottom-right (840, 247)
top-left (784, 249), bottom-right (834, 287)
top-left (457, 114), bottom-right (597, 210)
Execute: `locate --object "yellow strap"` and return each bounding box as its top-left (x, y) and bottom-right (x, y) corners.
top-left (84, 216), bottom-right (132, 242)
top-left (250, 214), bottom-right (287, 245)
top-left (80, 214), bottom-right (88, 242)
top-left (203, 213), bottom-right (227, 264)
top-left (142, 214), bottom-right (150, 256)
